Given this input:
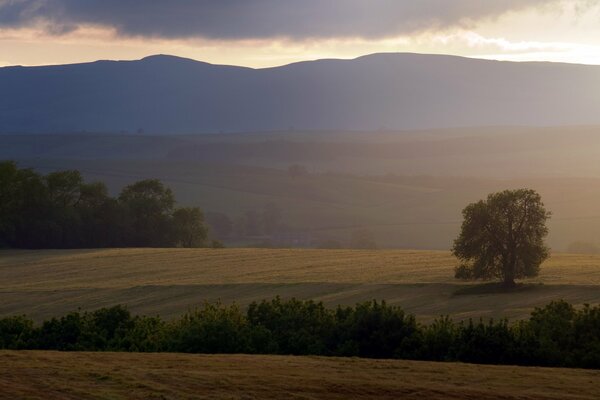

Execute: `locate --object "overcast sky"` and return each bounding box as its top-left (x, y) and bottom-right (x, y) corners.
top-left (1, 0), bottom-right (599, 67)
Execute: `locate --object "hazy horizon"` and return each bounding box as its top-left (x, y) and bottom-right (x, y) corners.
top-left (5, 50), bottom-right (600, 70)
top-left (2, 1), bottom-right (600, 68)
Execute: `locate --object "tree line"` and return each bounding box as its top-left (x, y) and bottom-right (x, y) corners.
top-left (0, 161), bottom-right (210, 248)
top-left (1, 298), bottom-right (599, 369)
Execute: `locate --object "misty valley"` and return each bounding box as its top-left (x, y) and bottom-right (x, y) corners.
top-left (2, 5), bottom-right (600, 397)
top-left (3, 127), bottom-right (600, 252)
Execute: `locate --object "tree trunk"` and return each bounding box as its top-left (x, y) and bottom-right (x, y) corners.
top-left (503, 274), bottom-right (516, 288)
top-left (503, 247), bottom-right (517, 288)
top-left (503, 257), bottom-right (516, 287)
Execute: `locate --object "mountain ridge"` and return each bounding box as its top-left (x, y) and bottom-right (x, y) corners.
top-left (1, 52), bottom-right (599, 134)
top-left (4, 52), bottom-right (599, 71)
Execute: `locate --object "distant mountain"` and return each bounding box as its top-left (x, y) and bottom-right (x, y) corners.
top-left (1, 53), bottom-right (599, 134)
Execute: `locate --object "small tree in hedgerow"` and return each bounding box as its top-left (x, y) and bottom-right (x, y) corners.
top-left (452, 189), bottom-right (551, 287)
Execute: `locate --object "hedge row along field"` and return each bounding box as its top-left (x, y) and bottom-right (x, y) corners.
top-left (2, 297), bottom-right (599, 369)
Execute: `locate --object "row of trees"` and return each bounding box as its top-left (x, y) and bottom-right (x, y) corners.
top-left (0, 161), bottom-right (209, 248)
top-left (0, 161), bottom-right (376, 249)
top-left (1, 298), bottom-right (599, 369)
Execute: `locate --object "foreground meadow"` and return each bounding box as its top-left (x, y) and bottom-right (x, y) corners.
top-left (1, 351), bottom-right (599, 400)
top-left (1, 248), bottom-right (600, 322)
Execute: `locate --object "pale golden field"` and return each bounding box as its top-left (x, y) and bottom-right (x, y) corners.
top-left (1, 248), bottom-right (600, 321)
top-left (2, 351), bottom-right (600, 400)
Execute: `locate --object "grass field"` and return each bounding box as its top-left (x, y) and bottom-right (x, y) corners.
top-left (2, 350), bottom-right (600, 400)
top-left (2, 248), bottom-right (600, 322)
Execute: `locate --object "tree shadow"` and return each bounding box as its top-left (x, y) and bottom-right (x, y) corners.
top-left (453, 282), bottom-right (544, 296)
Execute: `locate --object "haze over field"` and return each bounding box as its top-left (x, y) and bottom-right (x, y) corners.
top-left (2, 2), bottom-right (600, 245)
top-left (4, 1), bottom-right (600, 397)
top-left (3, 127), bottom-right (600, 251)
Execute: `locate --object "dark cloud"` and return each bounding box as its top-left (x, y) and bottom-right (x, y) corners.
top-left (0, 0), bottom-right (561, 40)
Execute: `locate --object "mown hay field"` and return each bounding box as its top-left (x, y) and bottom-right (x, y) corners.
top-left (1, 351), bottom-right (600, 400)
top-left (1, 248), bottom-right (600, 321)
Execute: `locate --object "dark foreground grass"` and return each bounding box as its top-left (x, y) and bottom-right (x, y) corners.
top-left (2, 351), bottom-right (600, 400)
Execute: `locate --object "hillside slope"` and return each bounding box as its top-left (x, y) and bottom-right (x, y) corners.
top-left (2, 248), bottom-right (600, 322)
top-left (2, 351), bottom-right (599, 400)
top-left (2, 53), bottom-right (600, 133)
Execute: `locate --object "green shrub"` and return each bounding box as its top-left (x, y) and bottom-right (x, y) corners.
top-left (0, 316), bottom-right (34, 349)
top-left (1, 299), bottom-right (599, 369)
top-left (169, 302), bottom-right (249, 353)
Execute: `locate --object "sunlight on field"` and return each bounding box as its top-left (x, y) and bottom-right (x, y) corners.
top-left (1, 248), bottom-right (600, 322)
top-left (0, 248), bottom-right (456, 289)
top-left (2, 248), bottom-right (600, 289)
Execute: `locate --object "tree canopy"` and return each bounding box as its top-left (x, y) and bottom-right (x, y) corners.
top-left (452, 189), bottom-right (550, 286)
top-left (0, 161), bottom-right (208, 249)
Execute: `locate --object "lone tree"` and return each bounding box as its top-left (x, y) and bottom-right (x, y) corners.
top-left (452, 189), bottom-right (551, 287)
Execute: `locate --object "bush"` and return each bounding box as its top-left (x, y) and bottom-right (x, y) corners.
top-left (418, 316), bottom-right (457, 361)
top-left (0, 316), bottom-right (34, 349)
top-left (118, 316), bottom-right (167, 352)
top-left (333, 301), bottom-right (418, 358)
top-left (168, 303), bottom-right (249, 353)
top-left (452, 319), bottom-right (515, 364)
top-left (1, 299), bottom-right (599, 369)
top-left (247, 297), bottom-right (334, 355)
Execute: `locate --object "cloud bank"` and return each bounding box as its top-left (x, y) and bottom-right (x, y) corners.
top-left (0, 0), bottom-right (562, 40)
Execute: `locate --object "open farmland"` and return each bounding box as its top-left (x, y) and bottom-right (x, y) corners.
top-left (2, 351), bottom-right (600, 400)
top-left (2, 248), bottom-right (600, 322)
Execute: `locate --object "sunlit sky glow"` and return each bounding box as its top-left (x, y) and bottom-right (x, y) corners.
top-left (1, 0), bottom-right (599, 68)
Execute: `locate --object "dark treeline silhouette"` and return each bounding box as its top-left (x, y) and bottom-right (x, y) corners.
top-left (0, 161), bottom-right (209, 248)
top-left (1, 298), bottom-right (599, 369)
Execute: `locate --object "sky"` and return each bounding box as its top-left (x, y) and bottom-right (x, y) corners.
top-left (1, 0), bottom-right (600, 68)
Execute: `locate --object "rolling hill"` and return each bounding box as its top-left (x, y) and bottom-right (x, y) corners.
top-left (1, 53), bottom-right (600, 133)
top-left (2, 248), bottom-right (600, 322)
top-left (2, 351), bottom-right (599, 400)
